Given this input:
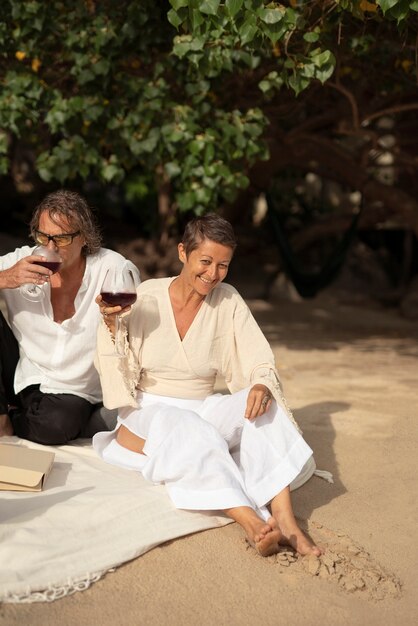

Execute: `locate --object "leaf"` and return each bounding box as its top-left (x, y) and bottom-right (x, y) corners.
top-left (309, 49), bottom-right (336, 83)
top-left (377, 0), bottom-right (398, 13)
top-left (314, 63), bottom-right (335, 83)
top-left (167, 9), bottom-right (183, 28)
top-left (55, 164), bottom-right (71, 183)
top-left (288, 73), bottom-right (310, 96)
top-left (258, 70), bottom-right (284, 93)
top-left (225, 0), bottom-right (244, 17)
top-left (77, 69), bottom-right (95, 84)
top-left (173, 35), bottom-right (204, 58)
top-left (234, 173), bottom-right (249, 189)
top-left (194, 186), bottom-right (212, 203)
top-left (177, 190), bottom-right (196, 211)
top-left (258, 79), bottom-right (271, 93)
top-left (303, 32), bottom-right (319, 43)
top-left (199, 0), bottom-right (220, 16)
top-left (202, 174), bottom-right (219, 188)
top-left (311, 49), bottom-right (333, 67)
top-left (0, 130), bottom-right (8, 152)
top-left (102, 163), bottom-right (122, 182)
top-left (137, 131), bottom-right (160, 153)
top-left (204, 141), bottom-right (215, 165)
top-left (169, 0), bottom-right (189, 9)
top-left (0, 156), bottom-right (9, 175)
top-left (93, 59), bottom-right (110, 76)
top-left (188, 139), bottom-right (205, 154)
top-left (257, 7), bottom-right (285, 24)
top-left (168, 128), bottom-right (184, 142)
top-left (190, 8), bottom-right (205, 30)
top-left (164, 161), bottom-right (181, 178)
top-left (38, 167), bottom-right (52, 182)
top-left (387, 0), bottom-right (413, 22)
top-left (239, 17), bottom-right (258, 44)
top-left (173, 39), bottom-right (192, 58)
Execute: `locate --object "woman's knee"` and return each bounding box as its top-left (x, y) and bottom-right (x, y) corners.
top-left (116, 424), bottom-right (146, 454)
top-left (177, 412), bottom-right (227, 447)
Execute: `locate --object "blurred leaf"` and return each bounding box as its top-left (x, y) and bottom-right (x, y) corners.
top-left (377, 0), bottom-right (398, 12)
top-left (199, 0), bottom-right (220, 16)
top-left (165, 161), bottom-right (182, 178)
top-left (257, 7), bottom-right (285, 24)
top-left (169, 0), bottom-right (189, 9)
top-left (239, 17), bottom-right (258, 44)
top-left (167, 9), bottom-right (183, 29)
top-left (303, 31), bottom-right (319, 42)
top-left (225, 0), bottom-right (244, 17)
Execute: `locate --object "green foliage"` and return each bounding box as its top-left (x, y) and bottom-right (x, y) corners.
top-left (0, 0), bottom-right (416, 216)
top-left (377, 0), bottom-right (418, 22)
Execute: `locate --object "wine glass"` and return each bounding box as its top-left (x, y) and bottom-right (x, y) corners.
top-left (100, 266), bottom-right (139, 356)
top-left (20, 245), bottom-right (62, 302)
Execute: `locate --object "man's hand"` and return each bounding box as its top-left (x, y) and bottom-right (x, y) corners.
top-left (0, 255), bottom-right (52, 289)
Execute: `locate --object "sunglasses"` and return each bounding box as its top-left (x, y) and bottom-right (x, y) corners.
top-left (34, 229), bottom-right (81, 248)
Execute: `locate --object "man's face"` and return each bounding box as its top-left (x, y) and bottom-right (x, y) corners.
top-left (37, 211), bottom-right (85, 270)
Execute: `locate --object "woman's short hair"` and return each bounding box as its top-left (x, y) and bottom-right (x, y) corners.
top-left (181, 213), bottom-right (237, 257)
top-left (30, 189), bottom-right (102, 256)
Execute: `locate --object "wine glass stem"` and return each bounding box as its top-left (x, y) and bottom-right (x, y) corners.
top-left (114, 314), bottom-right (122, 355)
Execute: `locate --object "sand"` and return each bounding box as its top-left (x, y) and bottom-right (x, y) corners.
top-left (0, 290), bottom-right (417, 626)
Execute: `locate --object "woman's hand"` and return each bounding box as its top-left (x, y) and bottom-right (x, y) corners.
top-left (244, 384), bottom-right (272, 420)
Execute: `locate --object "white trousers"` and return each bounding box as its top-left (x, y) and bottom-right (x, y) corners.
top-left (93, 388), bottom-right (314, 520)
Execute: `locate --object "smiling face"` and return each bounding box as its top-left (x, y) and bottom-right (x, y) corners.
top-left (178, 238), bottom-right (234, 296)
top-left (37, 210), bottom-right (86, 271)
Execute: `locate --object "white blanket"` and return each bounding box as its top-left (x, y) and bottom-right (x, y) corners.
top-left (0, 437), bottom-right (231, 603)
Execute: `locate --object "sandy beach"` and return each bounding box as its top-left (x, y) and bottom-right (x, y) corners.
top-left (1, 289), bottom-right (417, 626)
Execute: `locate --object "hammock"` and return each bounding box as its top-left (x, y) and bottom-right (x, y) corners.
top-left (267, 193), bottom-right (362, 298)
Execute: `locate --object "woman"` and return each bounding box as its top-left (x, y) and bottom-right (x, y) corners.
top-left (94, 214), bottom-right (321, 557)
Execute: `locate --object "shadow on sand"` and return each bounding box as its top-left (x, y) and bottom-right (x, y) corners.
top-left (292, 400), bottom-right (349, 521)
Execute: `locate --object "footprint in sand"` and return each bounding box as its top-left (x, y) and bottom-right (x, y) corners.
top-left (250, 520), bottom-right (402, 601)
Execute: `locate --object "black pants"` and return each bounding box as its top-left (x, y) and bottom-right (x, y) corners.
top-left (0, 309), bottom-right (19, 414)
top-left (0, 310), bottom-right (98, 445)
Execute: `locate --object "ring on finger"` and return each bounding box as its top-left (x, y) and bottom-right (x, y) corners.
top-left (261, 395), bottom-right (270, 406)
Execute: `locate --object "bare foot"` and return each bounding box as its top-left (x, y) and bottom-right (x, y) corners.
top-left (270, 486), bottom-right (322, 557)
top-left (247, 516), bottom-right (282, 557)
top-left (224, 506), bottom-right (282, 557)
top-left (274, 512), bottom-right (322, 556)
top-left (0, 413), bottom-right (13, 437)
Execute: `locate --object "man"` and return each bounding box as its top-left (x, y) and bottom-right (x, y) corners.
top-left (0, 189), bottom-right (139, 444)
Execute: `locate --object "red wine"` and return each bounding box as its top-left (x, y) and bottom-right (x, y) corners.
top-left (33, 260), bottom-right (61, 274)
top-left (101, 291), bottom-right (137, 307)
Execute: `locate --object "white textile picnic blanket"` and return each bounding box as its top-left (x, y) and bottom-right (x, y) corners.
top-left (0, 436), bottom-right (231, 603)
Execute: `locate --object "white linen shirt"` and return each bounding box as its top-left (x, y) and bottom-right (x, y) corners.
top-left (0, 246), bottom-right (139, 403)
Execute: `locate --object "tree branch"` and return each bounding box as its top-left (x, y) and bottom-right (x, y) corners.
top-left (327, 81), bottom-right (360, 130)
top-left (363, 103), bottom-right (418, 124)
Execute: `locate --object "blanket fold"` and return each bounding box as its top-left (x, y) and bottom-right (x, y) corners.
top-left (0, 437), bottom-right (230, 603)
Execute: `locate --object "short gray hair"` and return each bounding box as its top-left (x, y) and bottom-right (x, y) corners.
top-left (181, 213), bottom-right (237, 257)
